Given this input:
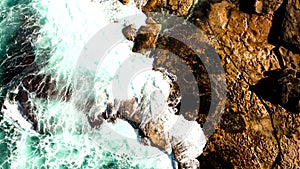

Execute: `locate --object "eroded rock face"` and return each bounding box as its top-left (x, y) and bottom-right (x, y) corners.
top-left (188, 1), bottom-right (300, 168)
top-left (168, 0), bottom-right (193, 16)
top-left (269, 0), bottom-right (300, 54)
top-left (120, 0), bottom-right (300, 168)
top-left (191, 1), bottom-right (300, 168)
top-left (132, 23), bottom-right (161, 53)
top-left (119, 0), bottom-right (130, 5)
top-left (275, 46), bottom-right (300, 71)
top-left (106, 97), bottom-right (206, 168)
top-left (280, 0), bottom-right (300, 53)
top-left (122, 24), bottom-right (137, 41)
top-left (142, 0), bottom-right (167, 12)
top-left (253, 68), bottom-right (300, 113)
top-left (140, 0), bottom-right (193, 16)
top-left (255, 0), bottom-right (283, 13)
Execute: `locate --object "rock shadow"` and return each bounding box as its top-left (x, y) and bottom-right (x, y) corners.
top-left (251, 69), bottom-right (300, 113)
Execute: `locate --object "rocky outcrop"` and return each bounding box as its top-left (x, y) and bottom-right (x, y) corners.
top-left (142, 0), bottom-right (167, 13)
top-left (255, 0), bottom-right (283, 14)
top-left (279, 0), bottom-right (300, 53)
top-left (132, 23), bottom-right (161, 53)
top-left (120, 0), bottom-right (300, 168)
top-left (190, 1), bottom-right (300, 168)
top-left (122, 24), bottom-right (137, 41)
top-left (119, 0), bottom-right (130, 5)
top-left (105, 97), bottom-right (206, 168)
top-left (140, 0), bottom-right (193, 16)
top-left (269, 0), bottom-right (300, 54)
top-left (168, 0), bottom-right (193, 16)
top-left (239, 0), bottom-right (284, 14)
top-left (253, 68), bottom-right (300, 113)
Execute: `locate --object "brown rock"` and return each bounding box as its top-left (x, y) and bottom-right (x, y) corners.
top-left (207, 1), bottom-right (233, 35)
top-left (269, 0), bottom-right (300, 54)
top-left (252, 68), bottom-right (300, 112)
top-left (132, 23), bottom-right (161, 53)
top-left (142, 120), bottom-right (171, 150)
top-left (128, 0), bottom-right (300, 167)
top-left (255, 0), bottom-right (283, 14)
top-left (146, 17), bottom-right (157, 24)
top-left (191, 1), bottom-right (300, 168)
top-left (168, 0), bottom-right (194, 16)
top-left (239, 0), bottom-right (283, 14)
top-left (119, 0), bottom-right (130, 5)
top-left (140, 0), bottom-right (193, 16)
top-left (276, 46), bottom-right (300, 71)
top-left (142, 0), bottom-right (167, 12)
top-left (122, 24), bottom-right (137, 41)
top-left (280, 0), bottom-right (300, 53)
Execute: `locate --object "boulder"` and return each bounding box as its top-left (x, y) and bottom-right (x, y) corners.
top-left (122, 24), bottom-right (137, 41)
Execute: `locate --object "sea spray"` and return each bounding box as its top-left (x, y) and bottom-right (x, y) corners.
top-left (0, 0), bottom-right (175, 168)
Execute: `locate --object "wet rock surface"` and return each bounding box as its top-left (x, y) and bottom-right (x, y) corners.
top-left (104, 98), bottom-right (206, 169)
top-left (122, 0), bottom-right (300, 168)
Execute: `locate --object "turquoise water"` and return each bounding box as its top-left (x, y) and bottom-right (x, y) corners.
top-left (0, 0), bottom-right (173, 168)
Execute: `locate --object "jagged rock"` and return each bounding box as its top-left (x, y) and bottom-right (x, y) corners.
top-left (106, 95), bottom-right (206, 168)
top-left (273, 69), bottom-right (300, 112)
top-left (189, 1), bottom-right (300, 168)
top-left (126, 0), bottom-right (300, 167)
top-left (269, 0), bottom-right (300, 54)
top-left (253, 68), bottom-right (300, 113)
top-left (119, 0), bottom-right (130, 5)
top-left (273, 46), bottom-right (300, 72)
top-left (238, 0), bottom-right (283, 14)
top-left (142, 119), bottom-right (171, 150)
top-left (276, 46), bottom-right (300, 71)
top-left (132, 23), bottom-right (161, 53)
top-left (255, 0), bottom-right (283, 14)
top-left (168, 0), bottom-right (194, 16)
top-left (139, 0), bottom-right (193, 16)
top-left (146, 17), bottom-right (157, 24)
top-left (280, 0), bottom-right (300, 53)
top-left (122, 24), bottom-right (137, 41)
top-left (142, 0), bottom-right (167, 12)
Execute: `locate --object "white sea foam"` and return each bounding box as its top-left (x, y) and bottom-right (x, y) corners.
top-left (1, 0), bottom-right (175, 168)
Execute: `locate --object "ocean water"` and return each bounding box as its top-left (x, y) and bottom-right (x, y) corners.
top-left (0, 0), bottom-right (175, 168)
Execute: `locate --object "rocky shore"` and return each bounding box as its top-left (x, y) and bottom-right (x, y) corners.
top-left (103, 97), bottom-right (206, 168)
top-left (119, 0), bottom-right (300, 168)
top-left (1, 0), bottom-right (298, 168)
